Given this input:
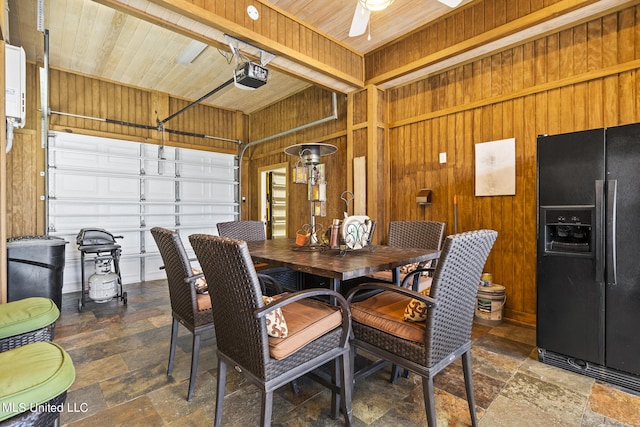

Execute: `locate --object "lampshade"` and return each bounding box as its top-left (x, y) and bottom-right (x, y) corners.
top-left (358, 0), bottom-right (394, 12)
top-left (284, 143), bottom-right (337, 165)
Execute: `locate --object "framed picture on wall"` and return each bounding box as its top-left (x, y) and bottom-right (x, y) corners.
top-left (475, 138), bottom-right (516, 196)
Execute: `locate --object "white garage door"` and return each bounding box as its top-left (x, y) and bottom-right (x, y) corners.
top-left (47, 131), bottom-right (238, 293)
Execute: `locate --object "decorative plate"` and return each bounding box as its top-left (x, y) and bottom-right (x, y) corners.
top-left (341, 215), bottom-right (372, 249)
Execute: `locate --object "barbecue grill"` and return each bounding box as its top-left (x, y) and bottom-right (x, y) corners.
top-left (76, 228), bottom-right (128, 312)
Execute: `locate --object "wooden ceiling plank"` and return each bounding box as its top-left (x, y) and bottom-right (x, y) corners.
top-left (70, 0), bottom-right (98, 70)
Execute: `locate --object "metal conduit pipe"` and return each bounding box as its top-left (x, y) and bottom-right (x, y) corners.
top-left (237, 91), bottom-right (339, 218)
top-left (43, 29), bottom-right (50, 233)
top-left (48, 110), bottom-right (241, 144)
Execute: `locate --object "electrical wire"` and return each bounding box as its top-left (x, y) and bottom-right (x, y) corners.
top-left (216, 47), bottom-right (234, 64)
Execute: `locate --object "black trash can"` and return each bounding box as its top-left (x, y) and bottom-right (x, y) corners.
top-left (6, 235), bottom-right (68, 309)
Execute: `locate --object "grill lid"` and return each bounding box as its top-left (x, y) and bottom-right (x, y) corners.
top-left (76, 228), bottom-right (121, 247)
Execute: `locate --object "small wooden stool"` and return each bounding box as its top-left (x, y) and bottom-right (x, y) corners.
top-left (0, 298), bottom-right (60, 352)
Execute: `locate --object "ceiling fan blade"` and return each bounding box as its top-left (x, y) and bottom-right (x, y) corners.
top-left (349, 2), bottom-right (370, 37)
top-left (437, 0), bottom-right (464, 7)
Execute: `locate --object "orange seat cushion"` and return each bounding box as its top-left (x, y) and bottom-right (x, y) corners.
top-left (351, 291), bottom-right (426, 344)
top-left (268, 298), bottom-right (342, 360)
top-left (196, 293), bottom-right (212, 311)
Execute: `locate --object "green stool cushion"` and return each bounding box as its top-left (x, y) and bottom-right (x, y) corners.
top-left (0, 341), bottom-right (75, 421)
top-left (0, 298), bottom-right (60, 339)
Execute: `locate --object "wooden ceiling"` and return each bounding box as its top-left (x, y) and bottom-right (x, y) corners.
top-left (5, 0), bottom-right (633, 115)
top-left (6, 0), bottom-right (473, 114)
top-left (265, 0), bottom-right (472, 53)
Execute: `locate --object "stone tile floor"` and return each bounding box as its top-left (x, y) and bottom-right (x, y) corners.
top-left (54, 279), bottom-right (640, 426)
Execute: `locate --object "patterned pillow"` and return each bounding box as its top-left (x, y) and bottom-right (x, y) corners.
top-left (263, 296), bottom-right (288, 338)
top-left (399, 262), bottom-right (419, 275)
top-left (191, 268), bottom-right (208, 294)
top-left (400, 261), bottom-right (434, 276)
top-left (403, 289), bottom-right (431, 322)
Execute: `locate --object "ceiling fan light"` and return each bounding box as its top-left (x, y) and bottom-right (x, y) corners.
top-left (437, 0), bottom-right (464, 7)
top-left (358, 0), bottom-right (394, 12)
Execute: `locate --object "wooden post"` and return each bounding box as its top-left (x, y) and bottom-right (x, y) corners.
top-left (1, 37), bottom-right (7, 303)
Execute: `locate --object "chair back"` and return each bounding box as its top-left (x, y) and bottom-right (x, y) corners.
top-left (151, 227), bottom-right (202, 326)
top-left (424, 229), bottom-right (497, 367)
top-left (189, 234), bottom-right (270, 376)
top-left (387, 220), bottom-right (446, 250)
top-left (217, 220), bottom-right (266, 241)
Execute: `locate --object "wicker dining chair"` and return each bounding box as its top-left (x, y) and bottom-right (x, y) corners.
top-left (371, 220), bottom-right (446, 289)
top-left (346, 229), bottom-right (498, 427)
top-left (150, 227), bottom-right (214, 402)
top-left (189, 234), bottom-right (353, 427)
top-left (343, 219), bottom-right (447, 384)
top-left (217, 220), bottom-right (300, 292)
top-left (373, 220), bottom-right (446, 382)
top-left (216, 220), bottom-right (266, 241)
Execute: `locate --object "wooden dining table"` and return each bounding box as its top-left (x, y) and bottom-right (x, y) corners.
top-left (246, 238), bottom-right (440, 297)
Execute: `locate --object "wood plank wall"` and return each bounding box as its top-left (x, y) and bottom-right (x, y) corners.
top-left (1, 33), bottom-right (6, 302)
top-left (385, 5), bottom-right (640, 325)
top-left (247, 86), bottom-right (349, 237)
top-left (6, 130), bottom-right (40, 238)
top-left (48, 68), bottom-right (242, 151)
top-left (366, 0), bottom-right (564, 80)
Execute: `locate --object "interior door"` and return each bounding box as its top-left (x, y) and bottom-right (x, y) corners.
top-left (267, 169), bottom-right (287, 239)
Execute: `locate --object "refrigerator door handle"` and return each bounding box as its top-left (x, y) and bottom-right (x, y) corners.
top-left (595, 180), bottom-right (605, 283)
top-left (606, 179), bottom-right (617, 285)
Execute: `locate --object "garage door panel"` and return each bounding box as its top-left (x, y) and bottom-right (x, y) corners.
top-left (51, 135), bottom-right (140, 173)
top-left (48, 132), bottom-right (237, 294)
top-left (51, 175), bottom-right (140, 199)
top-left (145, 255), bottom-right (166, 281)
top-left (181, 183), bottom-right (235, 200)
top-left (144, 180), bottom-right (175, 201)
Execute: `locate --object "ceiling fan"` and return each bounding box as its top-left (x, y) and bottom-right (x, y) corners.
top-left (349, 0), bottom-right (465, 38)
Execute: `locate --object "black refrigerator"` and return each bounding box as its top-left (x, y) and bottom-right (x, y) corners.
top-left (536, 123), bottom-right (640, 392)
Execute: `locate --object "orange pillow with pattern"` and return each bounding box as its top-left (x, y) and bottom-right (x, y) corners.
top-left (263, 296), bottom-right (288, 338)
top-left (403, 289), bottom-right (431, 322)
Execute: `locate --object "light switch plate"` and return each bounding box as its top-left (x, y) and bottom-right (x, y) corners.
top-left (439, 152), bottom-right (447, 163)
